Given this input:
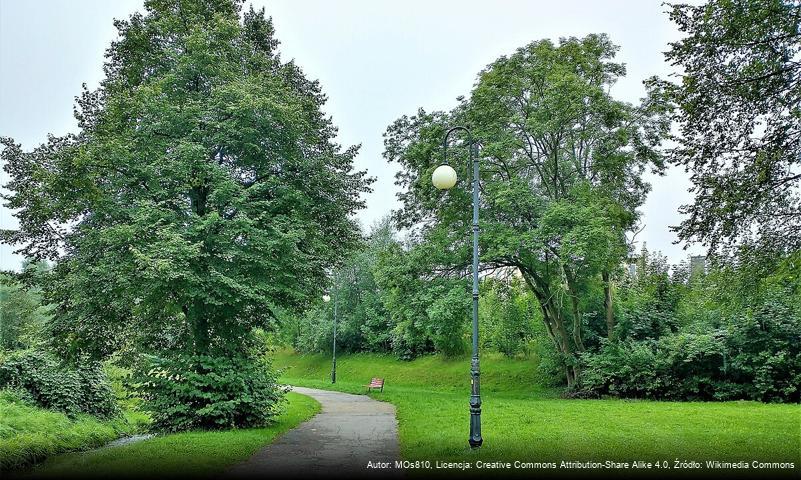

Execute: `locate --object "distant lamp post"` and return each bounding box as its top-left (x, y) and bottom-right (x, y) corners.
top-left (432, 126), bottom-right (483, 449)
top-left (322, 292), bottom-right (337, 383)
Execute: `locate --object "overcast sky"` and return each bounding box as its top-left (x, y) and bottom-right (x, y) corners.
top-left (0, 0), bottom-right (705, 271)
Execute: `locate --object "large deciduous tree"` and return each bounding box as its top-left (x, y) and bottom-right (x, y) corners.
top-left (384, 35), bottom-right (668, 386)
top-left (0, 0), bottom-right (372, 360)
top-left (651, 0), bottom-right (801, 253)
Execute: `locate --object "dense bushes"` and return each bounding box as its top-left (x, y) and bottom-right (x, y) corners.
top-left (582, 320), bottom-right (801, 403)
top-left (424, 284), bottom-right (470, 357)
top-left (0, 268), bottom-right (128, 420)
top-left (724, 291), bottom-right (801, 402)
top-left (581, 335), bottom-right (724, 400)
top-left (132, 353), bottom-right (284, 432)
top-left (580, 251), bottom-right (801, 403)
top-left (1, 267), bottom-right (288, 432)
top-left (0, 350), bottom-right (119, 418)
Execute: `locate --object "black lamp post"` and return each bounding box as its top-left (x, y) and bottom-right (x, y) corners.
top-left (323, 292), bottom-right (337, 383)
top-left (431, 126), bottom-right (483, 449)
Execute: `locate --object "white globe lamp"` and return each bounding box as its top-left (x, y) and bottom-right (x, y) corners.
top-left (432, 164), bottom-right (457, 190)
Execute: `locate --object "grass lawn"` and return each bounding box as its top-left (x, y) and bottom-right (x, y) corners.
top-left (23, 392), bottom-right (320, 478)
top-left (0, 390), bottom-right (143, 472)
top-left (274, 349), bottom-right (801, 471)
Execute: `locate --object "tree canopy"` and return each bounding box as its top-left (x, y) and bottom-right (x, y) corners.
top-left (0, 0), bottom-right (372, 360)
top-left (651, 0), bottom-right (801, 253)
top-left (384, 34), bottom-right (669, 386)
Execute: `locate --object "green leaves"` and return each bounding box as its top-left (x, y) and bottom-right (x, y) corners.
top-left (478, 277), bottom-right (542, 358)
top-left (1, 1), bottom-right (372, 366)
top-left (0, 270), bottom-right (52, 351)
top-left (0, 350), bottom-right (120, 418)
top-left (384, 34), bottom-right (668, 385)
top-left (654, 0), bottom-right (801, 252)
top-left (581, 248), bottom-right (801, 403)
top-left (131, 352), bottom-right (284, 432)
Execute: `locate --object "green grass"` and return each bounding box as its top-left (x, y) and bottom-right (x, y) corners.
top-left (0, 390), bottom-right (141, 472)
top-left (276, 349), bottom-right (556, 397)
top-left (25, 392), bottom-right (320, 478)
top-left (275, 349), bottom-right (801, 469)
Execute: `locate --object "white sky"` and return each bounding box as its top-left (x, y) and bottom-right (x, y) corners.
top-left (0, 0), bottom-right (704, 271)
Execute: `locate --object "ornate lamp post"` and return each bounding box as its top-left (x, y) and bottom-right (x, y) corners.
top-left (431, 126), bottom-right (482, 448)
top-left (323, 293), bottom-right (337, 383)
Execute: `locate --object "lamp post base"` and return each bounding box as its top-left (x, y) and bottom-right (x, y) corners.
top-left (469, 391), bottom-right (482, 448)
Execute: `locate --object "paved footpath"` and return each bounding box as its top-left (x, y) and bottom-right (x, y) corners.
top-left (226, 386), bottom-right (402, 478)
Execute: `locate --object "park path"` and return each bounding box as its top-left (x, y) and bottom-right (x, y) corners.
top-left (226, 386), bottom-right (402, 478)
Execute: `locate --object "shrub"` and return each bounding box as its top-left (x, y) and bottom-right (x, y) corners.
top-left (132, 353), bottom-right (285, 432)
top-left (725, 291), bottom-right (801, 402)
top-left (659, 331), bottom-right (729, 399)
top-left (579, 340), bottom-right (674, 398)
top-left (0, 268), bottom-right (52, 351)
top-left (389, 319), bottom-right (432, 361)
top-left (580, 308), bottom-right (801, 403)
top-left (580, 334), bottom-right (732, 400)
top-left (531, 335), bottom-right (566, 386)
top-left (0, 350), bottom-right (119, 418)
top-left (580, 254), bottom-right (801, 404)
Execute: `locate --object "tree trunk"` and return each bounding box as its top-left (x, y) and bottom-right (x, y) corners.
top-left (565, 279), bottom-right (585, 353)
top-left (194, 315), bottom-right (210, 354)
top-left (521, 269), bottom-right (581, 388)
top-left (183, 303), bottom-right (210, 355)
top-left (562, 266), bottom-right (586, 358)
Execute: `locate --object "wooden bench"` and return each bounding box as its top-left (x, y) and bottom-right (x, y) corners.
top-left (366, 377), bottom-right (384, 392)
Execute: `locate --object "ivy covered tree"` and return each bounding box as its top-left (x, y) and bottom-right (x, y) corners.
top-left (651, 0), bottom-right (801, 253)
top-left (384, 35), bottom-right (669, 386)
top-left (0, 0), bottom-right (371, 429)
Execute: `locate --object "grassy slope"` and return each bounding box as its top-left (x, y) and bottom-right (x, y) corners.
top-left (26, 392), bottom-right (320, 478)
top-left (274, 349), bottom-right (801, 467)
top-left (0, 392), bottom-right (141, 472)
top-left (276, 349), bottom-right (556, 397)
